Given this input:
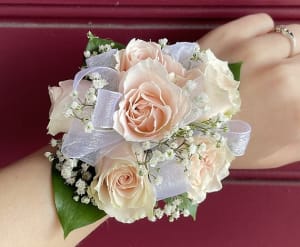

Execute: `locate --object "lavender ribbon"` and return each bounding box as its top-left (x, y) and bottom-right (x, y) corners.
top-left (151, 160), bottom-right (189, 201)
top-left (85, 49), bottom-right (117, 69)
top-left (62, 120), bottom-right (123, 165)
top-left (163, 42), bottom-right (201, 69)
top-left (62, 52), bottom-right (123, 165)
top-left (93, 89), bottom-right (122, 129)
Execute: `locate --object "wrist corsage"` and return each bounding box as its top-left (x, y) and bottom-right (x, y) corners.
top-left (45, 32), bottom-right (251, 237)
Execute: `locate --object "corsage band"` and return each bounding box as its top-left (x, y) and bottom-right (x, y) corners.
top-left (45, 32), bottom-right (251, 238)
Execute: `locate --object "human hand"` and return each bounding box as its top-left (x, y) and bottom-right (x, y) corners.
top-left (198, 14), bottom-right (300, 169)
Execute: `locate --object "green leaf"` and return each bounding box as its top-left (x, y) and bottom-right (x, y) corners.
top-left (52, 164), bottom-right (106, 238)
top-left (164, 193), bottom-right (199, 221)
top-left (228, 62), bottom-right (242, 81)
top-left (86, 31), bottom-right (125, 53)
top-left (186, 202), bottom-right (198, 221)
top-left (178, 194), bottom-right (198, 221)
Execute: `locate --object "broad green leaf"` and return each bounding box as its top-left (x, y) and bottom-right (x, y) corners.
top-left (52, 164), bottom-right (106, 238)
top-left (228, 62), bottom-right (242, 81)
top-left (86, 31), bottom-right (125, 53)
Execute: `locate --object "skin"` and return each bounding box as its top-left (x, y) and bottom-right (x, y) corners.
top-left (0, 13), bottom-right (299, 246)
top-left (0, 147), bottom-right (108, 247)
top-left (198, 13), bottom-right (300, 169)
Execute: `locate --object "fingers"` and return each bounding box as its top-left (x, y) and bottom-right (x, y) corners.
top-left (230, 24), bottom-right (300, 66)
top-left (197, 13), bottom-right (274, 61)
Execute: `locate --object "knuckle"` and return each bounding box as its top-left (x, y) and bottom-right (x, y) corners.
top-left (240, 13), bottom-right (274, 31)
top-left (254, 13), bottom-right (274, 27)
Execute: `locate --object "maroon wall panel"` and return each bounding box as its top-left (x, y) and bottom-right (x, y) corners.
top-left (85, 182), bottom-right (300, 247)
top-left (1, 1), bottom-right (300, 247)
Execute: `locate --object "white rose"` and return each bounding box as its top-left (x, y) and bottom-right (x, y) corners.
top-left (185, 49), bottom-right (241, 120)
top-left (88, 142), bottom-right (155, 223)
top-left (186, 136), bottom-right (234, 203)
top-left (47, 80), bottom-right (90, 136)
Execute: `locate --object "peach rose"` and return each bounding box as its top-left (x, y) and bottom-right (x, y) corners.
top-left (185, 49), bottom-right (241, 120)
top-left (187, 136), bottom-right (234, 203)
top-left (116, 39), bottom-right (164, 71)
top-left (162, 54), bottom-right (187, 86)
top-left (88, 142), bottom-right (155, 223)
top-left (113, 59), bottom-right (190, 142)
top-left (116, 39), bottom-right (186, 82)
top-left (47, 80), bottom-right (90, 136)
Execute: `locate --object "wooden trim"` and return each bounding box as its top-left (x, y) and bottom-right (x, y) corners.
top-left (0, 4), bottom-right (300, 23)
top-left (230, 163), bottom-right (300, 180)
top-left (1, 0), bottom-right (300, 6)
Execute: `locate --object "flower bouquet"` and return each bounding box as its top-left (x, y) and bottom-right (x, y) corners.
top-left (46, 32), bottom-right (251, 237)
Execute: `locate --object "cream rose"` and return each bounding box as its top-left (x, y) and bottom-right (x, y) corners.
top-left (47, 80), bottom-right (90, 136)
top-left (88, 143), bottom-right (155, 223)
top-left (185, 49), bottom-right (241, 120)
top-left (113, 59), bottom-right (190, 142)
top-left (116, 38), bottom-right (186, 82)
top-left (187, 136), bottom-right (234, 203)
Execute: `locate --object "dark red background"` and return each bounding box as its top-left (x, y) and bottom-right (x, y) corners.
top-left (1, 1), bottom-right (300, 246)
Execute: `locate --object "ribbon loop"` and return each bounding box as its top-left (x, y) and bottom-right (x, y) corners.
top-left (62, 120), bottom-right (123, 166)
top-left (73, 66), bottom-right (119, 92)
top-left (163, 42), bottom-right (200, 69)
top-left (150, 160), bottom-right (189, 201)
top-left (225, 120), bottom-right (251, 156)
top-left (62, 49), bottom-right (124, 164)
top-left (85, 49), bottom-right (117, 68)
top-left (92, 89), bottom-right (122, 129)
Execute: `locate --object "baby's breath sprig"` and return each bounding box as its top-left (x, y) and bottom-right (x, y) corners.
top-left (89, 72), bottom-right (109, 89)
top-left (64, 72), bottom-right (109, 133)
top-left (191, 48), bottom-right (211, 63)
top-left (84, 31), bottom-right (115, 57)
top-left (190, 47), bottom-right (202, 62)
top-left (135, 115), bottom-right (230, 182)
top-left (47, 143), bottom-right (96, 204)
top-left (158, 38), bottom-right (168, 49)
top-left (83, 50), bottom-right (91, 58)
top-left (151, 193), bottom-right (198, 222)
top-left (134, 147), bottom-right (163, 185)
top-left (189, 114), bottom-right (229, 136)
top-left (98, 43), bottom-right (114, 53)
